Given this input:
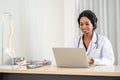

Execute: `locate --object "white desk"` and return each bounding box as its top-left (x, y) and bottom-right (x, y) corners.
top-left (0, 65), bottom-right (120, 80)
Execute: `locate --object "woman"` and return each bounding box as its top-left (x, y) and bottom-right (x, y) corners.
top-left (74, 10), bottom-right (114, 65)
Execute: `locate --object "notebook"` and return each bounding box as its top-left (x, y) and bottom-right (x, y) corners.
top-left (53, 48), bottom-right (90, 68)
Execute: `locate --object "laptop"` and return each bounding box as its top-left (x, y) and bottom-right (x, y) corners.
top-left (53, 48), bottom-right (90, 68)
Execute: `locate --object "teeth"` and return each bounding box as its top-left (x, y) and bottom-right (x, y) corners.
top-left (83, 30), bottom-right (88, 33)
top-left (83, 30), bottom-right (87, 32)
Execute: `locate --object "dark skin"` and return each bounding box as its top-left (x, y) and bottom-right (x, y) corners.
top-left (80, 17), bottom-right (94, 64)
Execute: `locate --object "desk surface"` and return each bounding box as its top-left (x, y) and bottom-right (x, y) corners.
top-left (0, 65), bottom-right (120, 77)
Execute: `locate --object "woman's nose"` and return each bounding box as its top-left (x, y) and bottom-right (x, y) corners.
top-left (82, 24), bottom-right (87, 28)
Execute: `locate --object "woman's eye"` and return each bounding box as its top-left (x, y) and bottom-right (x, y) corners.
top-left (80, 24), bottom-right (83, 26)
top-left (86, 23), bottom-right (89, 25)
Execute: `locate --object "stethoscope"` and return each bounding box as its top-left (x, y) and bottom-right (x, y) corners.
top-left (77, 33), bottom-right (98, 49)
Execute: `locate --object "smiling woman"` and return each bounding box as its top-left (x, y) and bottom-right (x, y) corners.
top-left (77, 0), bottom-right (120, 65)
top-left (0, 0), bottom-right (120, 65)
top-left (73, 10), bottom-right (114, 65)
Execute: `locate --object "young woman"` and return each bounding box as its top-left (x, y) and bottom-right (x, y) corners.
top-left (74, 10), bottom-right (114, 65)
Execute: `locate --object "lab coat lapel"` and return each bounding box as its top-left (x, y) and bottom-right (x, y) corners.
top-left (86, 32), bottom-right (97, 55)
top-left (78, 35), bottom-right (85, 48)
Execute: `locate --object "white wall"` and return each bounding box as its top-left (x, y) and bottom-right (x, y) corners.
top-left (1, 0), bottom-right (119, 65)
top-left (64, 0), bottom-right (78, 46)
top-left (0, 0), bottom-right (65, 65)
top-left (18, 0), bottom-right (64, 65)
top-left (0, 0), bottom-right (76, 65)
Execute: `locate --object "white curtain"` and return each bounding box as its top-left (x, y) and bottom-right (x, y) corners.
top-left (77, 0), bottom-right (120, 64)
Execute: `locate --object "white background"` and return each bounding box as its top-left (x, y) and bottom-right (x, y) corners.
top-left (0, 0), bottom-right (119, 65)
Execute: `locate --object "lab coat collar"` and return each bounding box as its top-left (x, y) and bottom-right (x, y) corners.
top-left (79, 32), bottom-right (98, 53)
top-left (91, 32), bottom-right (98, 43)
top-left (86, 32), bottom-right (98, 54)
top-left (81, 31), bottom-right (97, 43)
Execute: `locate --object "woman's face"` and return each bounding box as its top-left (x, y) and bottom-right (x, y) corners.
top-left (79, 17), bottom-right (93, 35)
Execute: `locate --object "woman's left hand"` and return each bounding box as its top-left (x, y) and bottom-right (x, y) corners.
top-left (87, 57), bottom-right (94, 64)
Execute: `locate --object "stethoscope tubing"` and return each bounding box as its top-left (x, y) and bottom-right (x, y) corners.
top-left (77, 33), bottom-right (98, 49)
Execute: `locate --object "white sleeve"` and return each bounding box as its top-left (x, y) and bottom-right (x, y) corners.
top-left (93, 37), bottom-right (114, 65)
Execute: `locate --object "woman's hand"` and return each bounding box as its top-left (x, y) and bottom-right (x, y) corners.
top-left (87, 57), bottom-right (94, 64)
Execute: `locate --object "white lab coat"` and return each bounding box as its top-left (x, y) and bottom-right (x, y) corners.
top-left (73, 32), bottom-right (114, 65)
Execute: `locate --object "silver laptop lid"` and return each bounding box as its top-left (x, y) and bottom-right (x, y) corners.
top-left (53, 48), bottom-right (89, 68)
